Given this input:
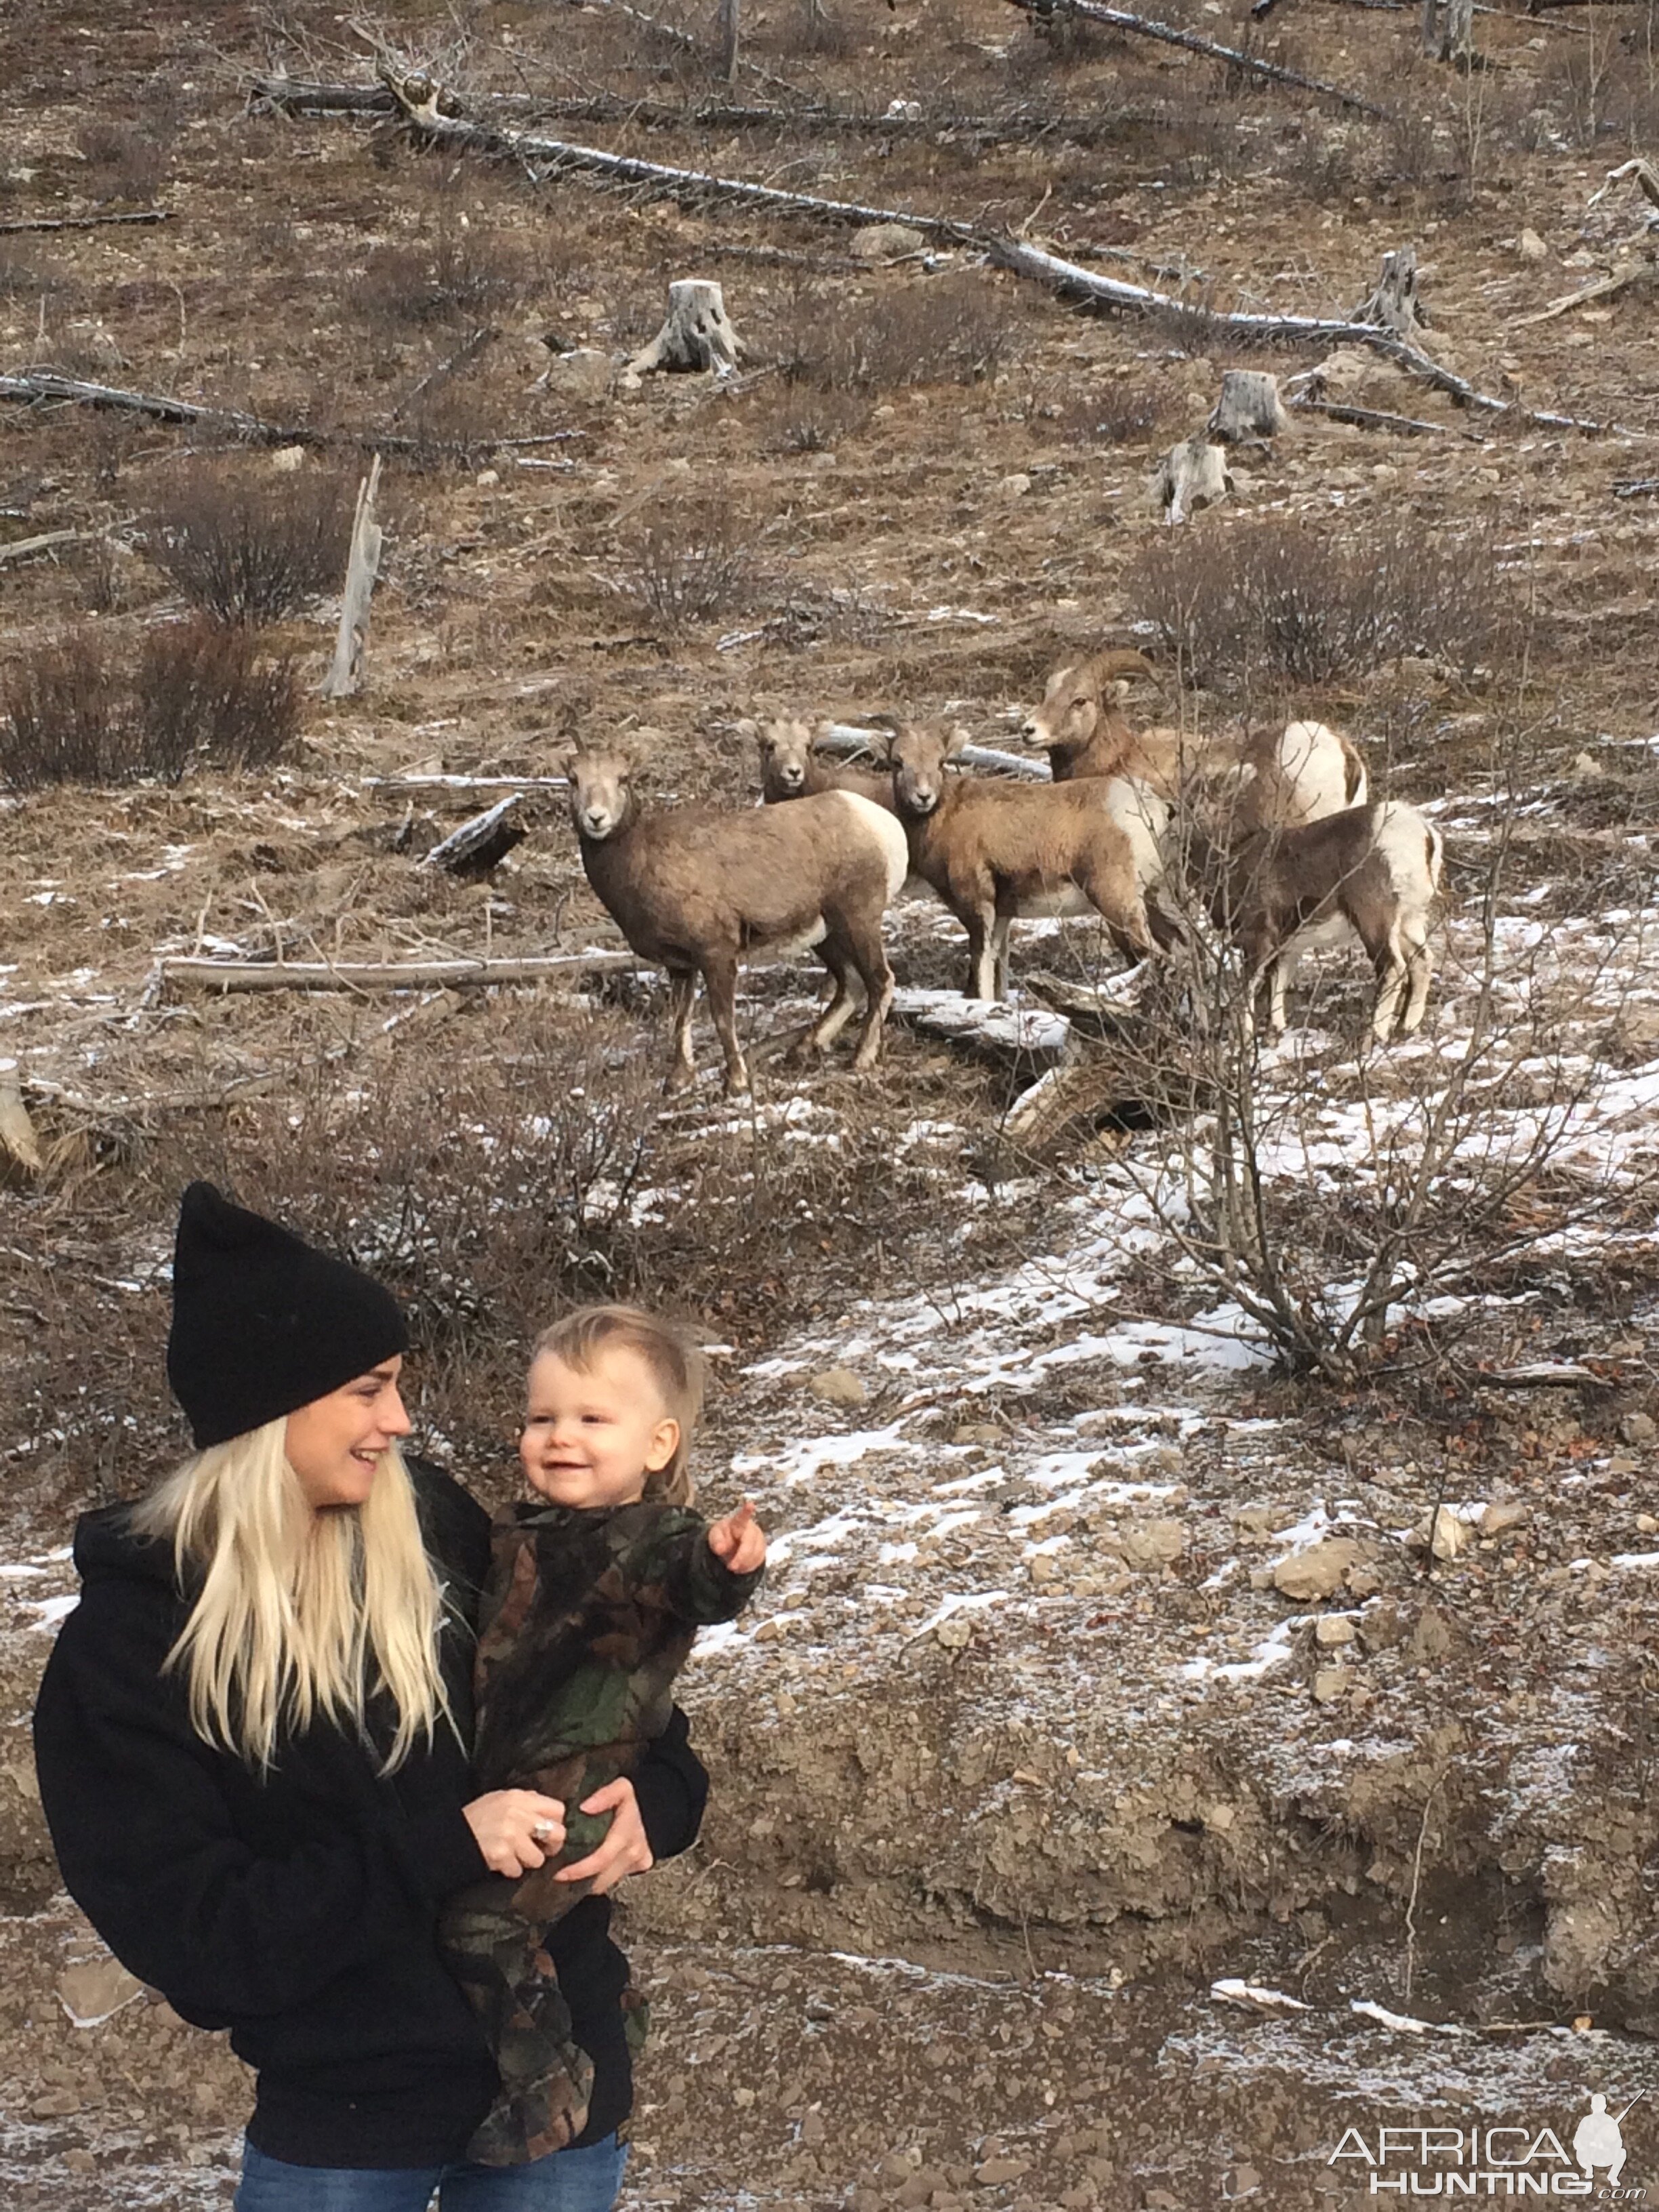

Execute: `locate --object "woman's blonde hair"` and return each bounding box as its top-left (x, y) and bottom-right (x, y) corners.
top-left (131, 1420), bottom-right (450, 1774)
top-left (530, 1304), bottom-right (704, 1504)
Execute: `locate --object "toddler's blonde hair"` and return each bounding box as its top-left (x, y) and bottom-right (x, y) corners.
top-left (531, 1303), bottom-right (704, 1504)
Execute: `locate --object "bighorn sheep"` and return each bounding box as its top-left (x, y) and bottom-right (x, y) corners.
top-left (886, 723), bottom-right (1163, 1001)
top-left (745, 716), bottom-right (897, 813)
top-left (562, 745), bottom-right (909, 1092)
top-left (1019, 649), bottom-right (1192, 791)
top-left (1191, 800), bottom-right (1443, 1040)
top-left (1215, 718), bottom-right (1370, 833)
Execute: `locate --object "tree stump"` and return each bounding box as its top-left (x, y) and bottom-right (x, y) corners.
top-left (621, 281), bottom-right (743, 387)
top-left (321, 453), bottom-right (383, 700)
top-left (1421, 0), bottom-right (1473, 64)
top-left (1153, 434), bottom-right (1233, 525)
top-left (1208, 369), bottom-right (1288, 447)
top-left (717, 0), bottom-right (740, 79)
top-left (1352, 246), bottom-right (1429, 340)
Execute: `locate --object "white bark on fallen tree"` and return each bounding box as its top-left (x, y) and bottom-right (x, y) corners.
top-left (1001, 0), bottom-right (1392, 116)
top-left (815, 722), bottom-right (1047, 781)
top-left (0, 209), bottom-right (170, 235)
top-left (160, 953), bottom-right (637, 996)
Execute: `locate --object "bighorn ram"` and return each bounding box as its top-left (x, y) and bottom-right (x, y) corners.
top-left (562, 745), bottom-right (909, 1092)
top-left (1020, 649), bottom-right (1191, 792)
top-left (1191, 800), bottom-right (1443, 1040)
top-left (744, 716), bottom-right (897, 813)
top-left (886, 723), bottom-right (1162, 1001)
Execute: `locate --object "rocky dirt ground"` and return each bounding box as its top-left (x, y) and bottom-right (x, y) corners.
top-left (5, 0), bottom-right (1659, 2205)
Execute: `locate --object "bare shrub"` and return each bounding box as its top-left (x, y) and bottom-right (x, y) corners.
top-left (76, 120), bottom-right (169, 204)
top-left (356, 218), bottom-right (532, 332)
top-left (1128, 516), bottom-right (1516, 689)
top-left (763, 382), bottom-right (871, 453)
top-left (0, 247), bottom-right (56, 300)
top-left (781, 274), bottom-right (1019, 390)
top-left (0, 630), bottom-right (124, 789)
top-left (1027, 373), bottom-right (1171, 445)
top-left (610, 502), bottom-right (759, 630)
top-left (138, 619), bottom-right (302, 775)
top-left (0, 621), bottom-right (300, 790)
top-left (144, 463), bottom-right (356, 626)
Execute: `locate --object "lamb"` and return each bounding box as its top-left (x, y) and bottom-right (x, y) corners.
top-left (562, 743), bottom-right (909, 1093)
top-left (744, 716), bottom-right (897, 813)
top-left (885, 722), bottom-right (1163, 1001)
top-left (1213, 718), bottom-right (1370, 833)
top-left (1019, 649), bottom-right (1192, 792)
top-left (1190, 800), bottom-right (1443, 1040)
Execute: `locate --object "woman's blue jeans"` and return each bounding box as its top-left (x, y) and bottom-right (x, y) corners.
top-left (234, 2134), bottom-right (628, 2212)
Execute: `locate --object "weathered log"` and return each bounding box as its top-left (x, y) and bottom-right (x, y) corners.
top-left (0, 209), bottom-right (170, 235)
top-left (1154, 434), bottom-right (1233, 524)
top-left (717, 0), bottom-right (741, 79)
top-left (890, 988), bottom-right (1075, 1071)
top-left (621, 279), bottom-right (743, 386)
top-left (1002, 0), bottom-right (1392, 117)
top-left (419, 794), bottom-right (527, 876)
top-left (366, 772), bottom-right (574, 793)
top-left (1208, 369), bottom-right (1288, 445)
top-left (1422, 0), bottom-right (1475, 61)
top-left (0, 527), bottom-right (85, 567)
top-left (814, 722), bottom-right (1048, 781)
top-left (161, 953), bottom-right (636, 996)
top-left (1510, 264), bottom-right (1647, 329)
top-left (1352, 245), bottom-right (1429, 339)
top-left (321, 455), bottom-right (384, 701)
top-left (1289, 394), bottom-right (1462, 437)
top-left (1589, 157), bottom-right (1659, 213)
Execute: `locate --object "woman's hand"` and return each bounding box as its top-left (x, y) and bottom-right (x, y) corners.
top-left (463, 1788), bottom-right (568, 1878)
top-left (555, 1777), bottom-right (653, 1896)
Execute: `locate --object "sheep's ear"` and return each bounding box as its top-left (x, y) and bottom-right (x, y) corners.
top-left (945, 724), bottom-right (972, 760)
top-left (552, 743), bottom-right (578, 777)
top-left (734, 716), bottom-right (760, 745)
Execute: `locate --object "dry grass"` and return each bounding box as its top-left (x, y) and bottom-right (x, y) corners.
top-left (779, 274), bottom-right (1023, 391)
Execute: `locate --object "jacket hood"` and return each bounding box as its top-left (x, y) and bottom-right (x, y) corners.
top-left (71, 1501), bottom-right (182, 1595)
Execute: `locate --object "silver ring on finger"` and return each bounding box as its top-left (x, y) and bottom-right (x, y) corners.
top-left (532, 1819), bottom-right (555, 1842)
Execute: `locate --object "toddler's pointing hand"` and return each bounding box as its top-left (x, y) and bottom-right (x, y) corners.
top-left (708, 1498), bottom-right (766, 1574)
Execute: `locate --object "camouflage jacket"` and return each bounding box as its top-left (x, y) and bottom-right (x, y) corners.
top-left (471, 1499), bottom-right (761, 1795)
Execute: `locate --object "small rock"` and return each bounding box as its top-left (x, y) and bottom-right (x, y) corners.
top-left (850, 222), bottom-right (927, 260)
top-left (935, 1615), bottom-right (974, 1650)
top-left (536, 346), bottom-right (614, 402)
top-left (1028, 1554), bottom-right (1060, 1586)
top-left (475, 468), bottom-right (500, 488)
top-left (951, 1422), bottom-right (1005, 1448)
top-left (1312, 1666), bottom-right (1350, 1704)
top-left (1479, 1500), bottom-right (1530, 1536)
top-left (269, 444), bottom-right (306, 473)
top-left (808, 1367), bottom-right (867, 1408)
top-left (753, 1616), bottom-right (792, 1643)
top-left (1122, 1518), bottom-right (1186, 1571)
top-left (1573, 751), bottom-right (1605, 780)
top-left (1272, 1538), bottom-right (1359, 1602)
top-left (998, 472), bottom-right (1033, 499)
top-left (1638, 1513), bottom-right (1659, 1536)
top-left (31, 2089), bottom-right (81, 2118)
top-left (975, 2158), bottom-right (1031, 2185)
top-left (1425, 1505), bottom-right (1475, 1562)
top-left (1517, 228), bottom-right (1549, 262)
top-left (1315, 1615), bottom-right (1357, 1648)
top-left (1619, 1411), bottom-right (1656, 1447)
top-left (58, 1957), bottom-right (146, 2027)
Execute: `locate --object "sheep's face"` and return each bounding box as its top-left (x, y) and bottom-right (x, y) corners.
top-left (1021, 662), bottom-right (1099, 750)
top-left (889, 725), bottom-right (954, 817)
top-left (758, 718), bottom-right (813, 795)
top-left (567, 747), bottom-right (634, 840)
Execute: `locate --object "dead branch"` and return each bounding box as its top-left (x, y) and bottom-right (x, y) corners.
top-left (0, 209), bottom-right (170, 235)
top-left (1589, 157), bottom-right (1659, 212)
top-left (365, 772), bottom-right (573, 793)
top-left (1614, 476), bottom-right (1659, 499)
top-left (0, 527), bottom-right (86, 567)
top-left (814, 722), bottom-right (1046, 781)
top-left (1002, 0), bottom-right (1392, 117)
top-left (1509, 263), bottom-right (1647, 329)
top-left (1289, 394), bottom-right (1465, 436)
top-left (160, 953), bottom-right (636, 996)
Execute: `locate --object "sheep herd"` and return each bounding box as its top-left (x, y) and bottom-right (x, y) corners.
top-left (560, 649), bottom-right (1445, 1093)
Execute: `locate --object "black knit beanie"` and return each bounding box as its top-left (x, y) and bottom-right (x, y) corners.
top-left (166, 1182), bottom-right (409, 1449)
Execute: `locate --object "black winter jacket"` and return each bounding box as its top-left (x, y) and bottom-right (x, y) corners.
top-left (30, 1460), bottom-right (708, 2169)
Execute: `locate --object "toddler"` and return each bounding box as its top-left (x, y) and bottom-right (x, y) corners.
top-left (440, 1304), bottom-right (765, 2166)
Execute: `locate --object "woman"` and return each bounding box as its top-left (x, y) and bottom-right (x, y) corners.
top-left (32, 1181), bottom-right (708, 2211)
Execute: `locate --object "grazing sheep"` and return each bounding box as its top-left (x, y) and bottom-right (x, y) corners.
top-left (1189, 800), bottom-right (1443, 1040)
top-left (886, 722), bottom-right (1160, 1000)
top-left (563, 744), bottom-right (909, 1092)
top-left (744, 716), bottom-right (897, 813)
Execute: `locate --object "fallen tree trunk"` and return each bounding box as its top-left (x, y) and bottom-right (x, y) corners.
top-left (0, 209), bottom-right (170, 235)
top-left (0, 527), bottom-right (86, 567)
top-left (815, 722), bottom-right (1047, 781)
top-left (1289, 394), bottom-right (1465, 436)
top-left (419, 794), bottom-right (527, 876)
top-left (161, 952), bottom-right (636, 996)
top-left (890, 987), bottom-right (1076, 1071)
top-left (1002, 0), bottom-right (1392, 117)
